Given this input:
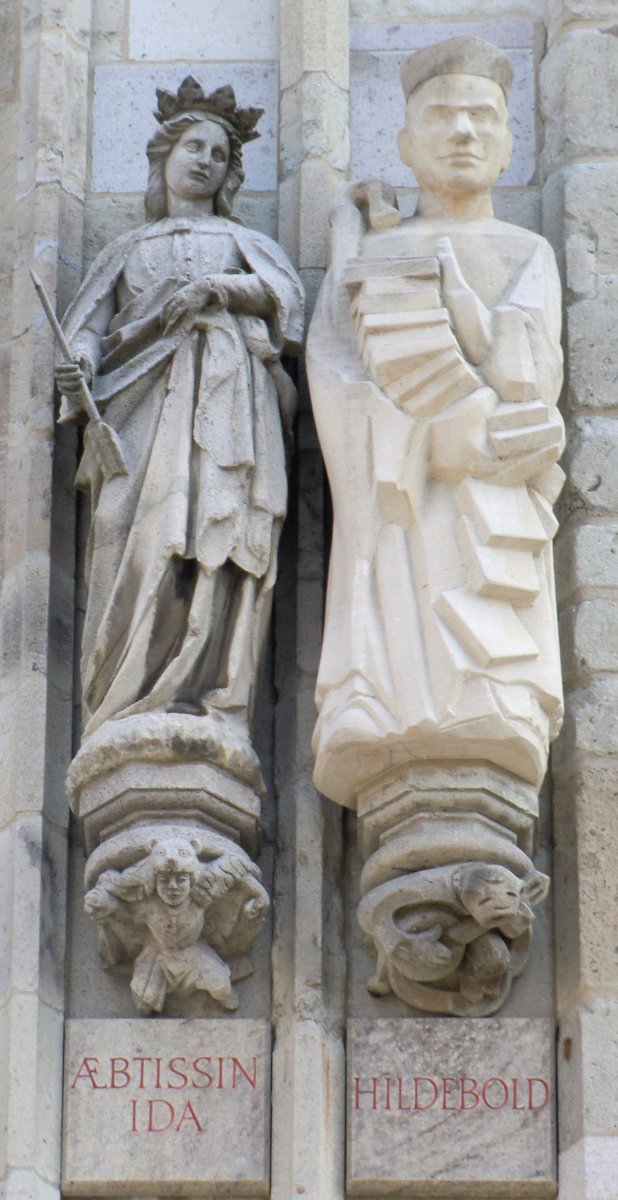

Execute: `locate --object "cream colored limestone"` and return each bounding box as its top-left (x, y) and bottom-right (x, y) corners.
top-left (280, 0), bottom-right (349, 91)
top-left (267, 5), bottom-right (349, 1200)
top-left (91, 0), bottom-right (124, 61)
top-left (55, 76), bottom-right (303, 1016)
top-left (308, 36), bottom-right (564, 1018)
top-left (2, 1), bottom-right (616, 1198)
top-left (63, 1018), bottom-right (271, 1195)
top-left (91, 65), bottom-right (278, 194)
top-left (541, 30), bottom-right (618, 174)
top-left (353, 0), bottom-right (544, 17)
top-left (0, 4), bottom-right (18, 98)
top-left (278, 0), bottom-right (349, 292)
top-left (87, 2), bottom-right (281, 259)
top-left (540, 3), bottom-right (618, 1196)
top-left (558, 1139), bottom-right (618, 1200)
top-left (351, 24), bottom-right (537, 190)
top-left (0, 1), bottom-right (91, 1196)
top-left (546, 0), bottom-right (618, 36)
top-left (129, 0), bottom-right (279, 63)
top-left (347, 1017), bottom-right (555, 1195)
top-left (555, 524), bottom-right (618, 606)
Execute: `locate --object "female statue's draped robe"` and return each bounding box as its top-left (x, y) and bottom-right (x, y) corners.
top-left (61, 216), bottom-right (303, 739)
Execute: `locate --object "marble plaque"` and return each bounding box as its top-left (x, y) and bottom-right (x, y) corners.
top-left (347, 1018), bottom-right (556, 1197)
top-left (63, 1018), bottom-right (270, 1196)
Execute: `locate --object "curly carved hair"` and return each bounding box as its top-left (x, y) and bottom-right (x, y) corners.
top-left (145, 111), bottom-right (244, 222)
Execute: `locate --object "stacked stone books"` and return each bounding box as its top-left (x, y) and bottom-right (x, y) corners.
top-left (343, 255), bottom-right (480, 418)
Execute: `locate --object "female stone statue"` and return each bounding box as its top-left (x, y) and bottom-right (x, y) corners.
top-left (56, 77), bottom-right (303, 752)
top-left (52, 77), bottom-right (301, 1015)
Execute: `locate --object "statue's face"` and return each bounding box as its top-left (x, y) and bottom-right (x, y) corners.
top-left (464, 872), bottom-right (522, 924)
top-left (165, 118), bottom-right (230, 203)
top-left (156, 871), bottom-right (192, 906)
top-left (398, 73), bottom-right (512, 198)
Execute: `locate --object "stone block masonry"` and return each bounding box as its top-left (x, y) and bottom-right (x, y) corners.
top-left (541, 4), bottom-right (618, 1197)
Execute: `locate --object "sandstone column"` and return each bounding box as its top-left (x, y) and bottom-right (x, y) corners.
top-left (0, 1), bottom-right (90, 1196)
top-left (541, 4), bottom-right (618, 1196)
top-left (271, 1), bottom-right (349, 1195)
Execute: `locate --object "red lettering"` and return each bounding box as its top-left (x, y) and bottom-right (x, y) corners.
top-left (175, 1100), bottom-right (204, 1133)
top-left (512, 1077), bottom-right (525, 1110)
top-left (110, 1058), bottom-right (131, 1089)
top-left (167, 1057), bottom-right (189, 1089)
top-left (396, 1078), bottom-right (410, 1111)
top-left (217, 1057), bottom-right (225, 1089)
top-left (441, 1077), bottom-right (458, 1110)
top-left (130, 1099), bottom-right (138, 1132)
top-left (192, 1057), bottom-right (213, 1089)
top-left (147, 1100), bottom-right (175, 1132)
top-left (154, 1057), bottom-right (162, 1089)
top-left (460, 1077), bottom-right (479, 1111)
top-left (70, 1057), bottom-right (107, 1089)
top-left (353, 1077), bottom-right (380, 1111)
top-left (231, 1057), bottom-right (257, 1090)
top-left (527, 1078), bottom-right (550, 1111)
top-left (413, 1077), bottom-right (438, 1111)
top-left (384, 1077), bottom-right (393, 1112)
top-left (133, 1057), bottom-right (151, 1089)
top-left (481, 1078), bottom-right (509, 1110)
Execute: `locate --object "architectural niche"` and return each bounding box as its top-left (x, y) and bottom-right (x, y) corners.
top-left (51, 75), bottom-right (304, 1014)
top-left (307, 36), bottom-right (564, 1016)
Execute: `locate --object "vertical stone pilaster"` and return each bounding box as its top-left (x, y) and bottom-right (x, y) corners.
top-left (278, 0), bottom-right (350, 311)
top-left (542, 5), bottom-right (618, 1197)
top-left (271, 2), bottom-right (349, 1197)
top-left (0, 1), bottom-right (91, 1195)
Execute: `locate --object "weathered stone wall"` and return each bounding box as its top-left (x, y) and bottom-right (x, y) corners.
top-left (84, 0), bottom-right (280, 263)
top-left (542, 4), bottom-right (618, 1197)
top-left (1, 0), bottom-right (617, 1196)
top-left (273, 5), bottom-right (349, 1194)
top-left (65, 0), bottom-right (282, 1020)
top-left (0, 2), bottom-right (90, 1196)
top-left (350, 14), bottom-right (545, 228)
top-left (342, 4), bottom-right (558, 1038)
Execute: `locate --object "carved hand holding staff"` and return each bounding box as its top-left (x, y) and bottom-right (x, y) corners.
top-left (307, 37), bottom-right (564, 1016)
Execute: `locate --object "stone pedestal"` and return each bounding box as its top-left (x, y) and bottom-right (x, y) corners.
top-left (357, 762), bottom-right (539, 865)
top-left (68, 712), bottom-right (266, 857)
top-left (63, 1019), bottom-right (271, 1196)
top-left (75, 758), bottom-right (262, 858)
top-left (355, 764), bottom-right (548, 1016)
top-left (66, 714), bottom-right (270, 1017)
top-left (347, 1017), bottom-right (556, 1197)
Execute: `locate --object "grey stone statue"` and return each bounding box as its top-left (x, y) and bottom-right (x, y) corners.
top-left (56, 76), bottom-right (303, 1013)
top-left (84, 829), bottom-right (269, 1015)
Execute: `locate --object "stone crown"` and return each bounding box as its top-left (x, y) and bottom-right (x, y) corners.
top-left (154, 75), bottom-right (263, 143)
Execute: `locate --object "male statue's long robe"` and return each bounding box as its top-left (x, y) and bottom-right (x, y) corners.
top-left (307, 211), bottom-right (564, 806)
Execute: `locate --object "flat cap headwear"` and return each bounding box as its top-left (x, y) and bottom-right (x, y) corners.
top-left (400, 35), bottom-right (513, 102)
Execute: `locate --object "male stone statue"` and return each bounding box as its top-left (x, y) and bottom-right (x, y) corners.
top-left (307, 37), bottom-right (563, 1015)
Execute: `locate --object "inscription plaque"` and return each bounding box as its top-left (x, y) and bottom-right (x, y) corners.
top-left (347, 1018), bottom-right (556, 1198)
top-left (63, 1018), bottom-right (270, 1196)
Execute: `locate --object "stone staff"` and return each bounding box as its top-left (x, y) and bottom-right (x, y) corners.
top-left (30, 267), bottom-right (128, 479)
